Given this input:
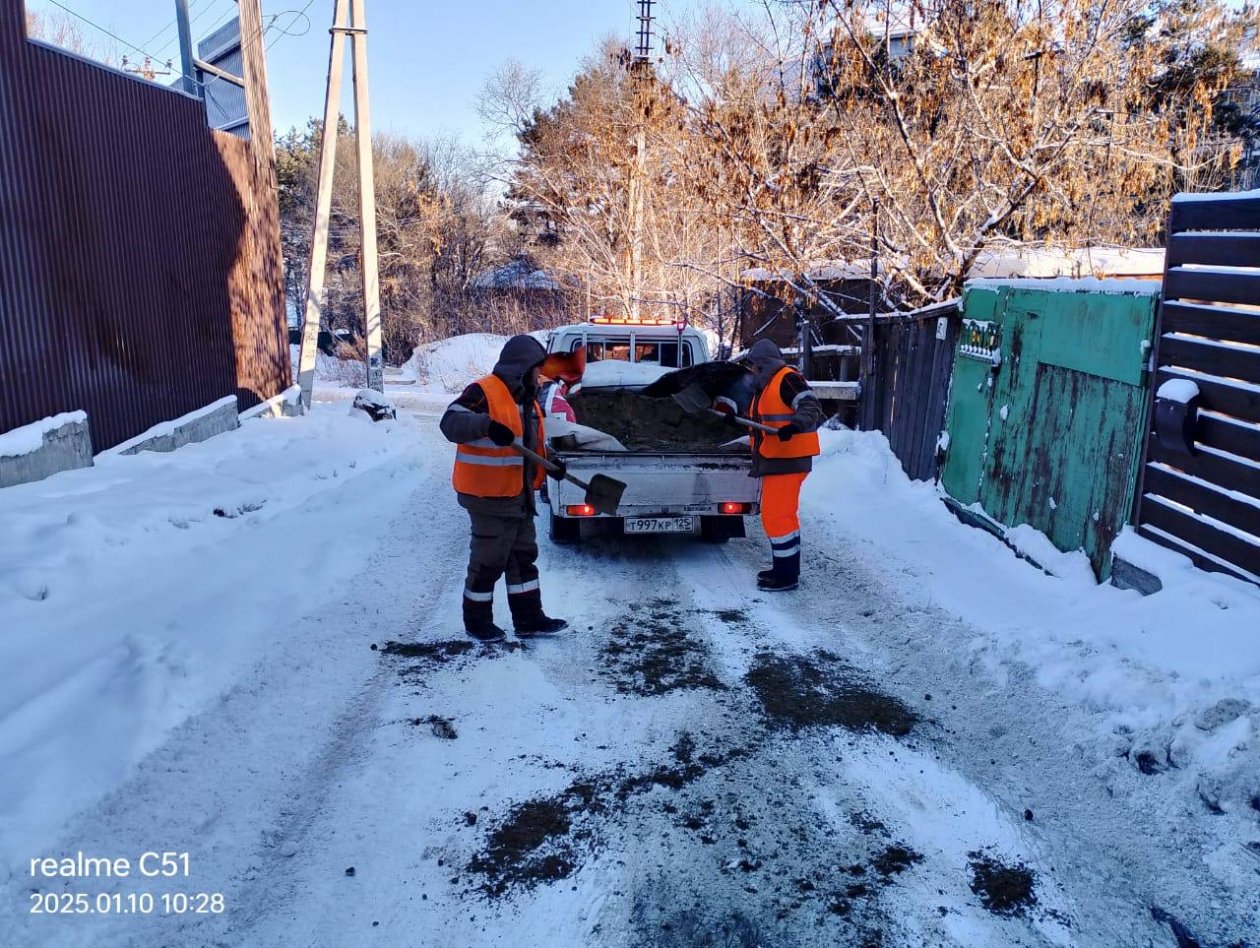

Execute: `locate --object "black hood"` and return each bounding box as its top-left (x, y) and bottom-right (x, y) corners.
top-left (742, 338), bottom-right (786, 388)
top-left (493, 335), bottom-right (548, 401)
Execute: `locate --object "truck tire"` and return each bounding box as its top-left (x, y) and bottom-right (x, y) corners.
top-left (700, 515), bottom-right (745, 543)
top-left (549, 509), bottom-right (581, 545)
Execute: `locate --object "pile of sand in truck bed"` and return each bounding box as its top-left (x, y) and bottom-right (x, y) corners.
top-left (567, 389), bottom-right (745, 452)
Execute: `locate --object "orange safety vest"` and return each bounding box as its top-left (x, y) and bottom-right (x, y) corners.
top-left (752, 366), bottom-right (821, 460)
top-left (452, 374), bottom-right (546, 496)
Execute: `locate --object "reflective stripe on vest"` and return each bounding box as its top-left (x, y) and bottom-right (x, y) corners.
top-left (752, 366), bottom-right (821, 460)
top-left (452, 374), bottom-right (546, 496)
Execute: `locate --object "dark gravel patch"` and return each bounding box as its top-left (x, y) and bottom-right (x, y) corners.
top-left (968, 851), bottom-right (1037, 916)
top-left (380, 638), bottom-right (521, 679)
top-left (745, 651), bottom-right (918, 736)
top-left (602, 604), bottom-right (726, 696)
top-left (468, 798), bottom-right (577, 897)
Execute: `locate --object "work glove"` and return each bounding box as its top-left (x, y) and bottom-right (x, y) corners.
top-left (546, 458), bottom-right (567, 481)
top-left (776, 423), bottom-right (801, 442)
top-left (487, 420), bottom-right (515, 446)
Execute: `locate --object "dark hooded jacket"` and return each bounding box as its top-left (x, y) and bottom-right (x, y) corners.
top-left (440, 335), bottom-right (549, 517)
top-left (742, 339), bottom-right (823, 477)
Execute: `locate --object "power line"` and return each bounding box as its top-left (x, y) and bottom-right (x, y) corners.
top-left (43, 0), bottom-right (166, 63)
top-left (138, 0), bottom-right (209, 53)
top-left (152, 0), bottom-right (234, 58)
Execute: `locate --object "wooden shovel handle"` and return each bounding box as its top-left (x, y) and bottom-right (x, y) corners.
top-left (708, 408), bottom-right (777, 434)
top-left (510, 442), bottom-right (593, 491)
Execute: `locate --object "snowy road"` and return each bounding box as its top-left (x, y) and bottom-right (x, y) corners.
top-left (3, 398), bottom-right (1258, 946)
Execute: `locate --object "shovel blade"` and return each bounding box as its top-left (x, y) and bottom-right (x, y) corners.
top-left (670, 383), bottom-right (714, 415)
top-left (584, 473), bottom-right (626, 516)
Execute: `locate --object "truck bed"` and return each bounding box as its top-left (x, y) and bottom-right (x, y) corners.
top-left (549, 449), bottom-right (758, 532)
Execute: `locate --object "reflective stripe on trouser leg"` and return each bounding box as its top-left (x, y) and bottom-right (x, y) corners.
top-left (505, 515), bottom-right (543, 622)
top-left (464, 511), bottom-right (521, 627)
top-left (760, 472), bottom-right (807, 578)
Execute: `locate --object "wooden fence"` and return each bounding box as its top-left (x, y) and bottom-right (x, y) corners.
top-left (1135, 192), bottom-right (1260, 585)
top-left (857, 300), bottom-right (961, 481)
top-left (0, 1), bottom-right (288, 452)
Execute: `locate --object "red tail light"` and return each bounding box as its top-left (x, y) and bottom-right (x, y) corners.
top-left (719, 502), bottom-right (750, 515)
top-left (566, 504), bottom-right (597, 517)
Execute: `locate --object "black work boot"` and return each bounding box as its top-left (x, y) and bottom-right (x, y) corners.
top-left (510, 588), bottom-right (568, 637)
top-left (757, 552), bottom-right (800, 592)
top-left (757, 567), bottom-right (776, 582)
top-left (463, 596), bottom-right (505, 642)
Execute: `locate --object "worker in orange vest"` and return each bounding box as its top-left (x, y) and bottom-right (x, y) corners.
top-left (739, 339), bottom-right (822, 591)
top-left (440, 336), bottom-right (569, 641)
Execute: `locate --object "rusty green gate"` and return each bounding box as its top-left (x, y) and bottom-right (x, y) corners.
top-left (939, 282), bottom-right (1161, 578)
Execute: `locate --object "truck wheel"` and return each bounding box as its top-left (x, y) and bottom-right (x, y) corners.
top-left (700, 515), bottom-right (741, 543)
top-left (549, 510), bottom-right (581, 545)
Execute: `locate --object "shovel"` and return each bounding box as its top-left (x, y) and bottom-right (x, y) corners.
top-left (511, 443), bottom-right (626, 516)
top-left (671, 384), bottom-right (777, 434)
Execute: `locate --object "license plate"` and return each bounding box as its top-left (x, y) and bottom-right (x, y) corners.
top-left (624, 516), bottom-right (697, 535)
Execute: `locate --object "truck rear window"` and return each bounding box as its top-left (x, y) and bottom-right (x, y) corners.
top-left (573, 337), bottom-right (694, 367)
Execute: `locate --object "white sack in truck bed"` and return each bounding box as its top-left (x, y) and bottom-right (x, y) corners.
top-left (545, 419), bottom-right (628, 452)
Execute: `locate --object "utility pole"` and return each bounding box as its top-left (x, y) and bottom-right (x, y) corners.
top-left (350, 0), bottom-right (383, 393)
top-left (296, 0), bottom-right (384, 408)
top-left (625, 0), bottom-right (655, 321)
top-left (173, 0), bottom-right (197, 95)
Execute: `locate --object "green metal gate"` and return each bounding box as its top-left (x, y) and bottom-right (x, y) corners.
top-left (939, 282), bottom-right (1161, 578)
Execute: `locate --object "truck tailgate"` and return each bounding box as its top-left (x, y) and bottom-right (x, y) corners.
top-left (552, 452), bottom-right (757, 515)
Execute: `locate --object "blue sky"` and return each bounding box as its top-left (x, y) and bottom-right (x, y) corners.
top-left (25, 0), bottom-right (692, 143)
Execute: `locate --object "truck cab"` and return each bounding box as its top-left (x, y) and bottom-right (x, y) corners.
top-left (547, 317), bottom-right (710, 370)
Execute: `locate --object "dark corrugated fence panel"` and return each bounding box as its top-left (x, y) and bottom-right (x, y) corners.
top-left (0, 7), bottom-right (288, 451)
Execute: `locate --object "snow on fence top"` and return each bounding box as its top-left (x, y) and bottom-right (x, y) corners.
top-left (965, 276), bottom-right (1161, 295)
top-left (742, 247), bottom-right (1164, 285)
top-left (0, 411), bottom-right (87, 459)
top-left (1172, 188), bottom-right (1260, 203)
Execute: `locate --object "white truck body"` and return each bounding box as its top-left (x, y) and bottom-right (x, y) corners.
top-left (543, 319), bottom-right (758, 543)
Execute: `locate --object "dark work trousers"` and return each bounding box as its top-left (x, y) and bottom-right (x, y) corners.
top-left (462, 511), bottom-right (544, 630)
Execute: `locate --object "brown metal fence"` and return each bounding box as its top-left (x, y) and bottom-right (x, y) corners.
top-left (1135, 192), bottom-right (1260, 585)
top-left (0, 1), bottom-right (289, 452)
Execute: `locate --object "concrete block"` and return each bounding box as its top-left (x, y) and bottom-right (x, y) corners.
top-left (1110, 555), bottom-right (1163, 596)
top-left (240, 384), bottom-right (304, 421)
top-left (117, 396), bottom-right (239, 455)
top-left (0, 414), bottom-right (93, 487)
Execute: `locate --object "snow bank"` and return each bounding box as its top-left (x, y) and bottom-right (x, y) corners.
top-left (0, 411), bottom-right (87, 459)
top-left (579, 360), bottom-right (673, 389)
top-left (807, 428), bottom-right (1260, 835)
top-left (401, 333), bottom-right (506, 393)
top-left (0, 402), bottom-right (421, 865)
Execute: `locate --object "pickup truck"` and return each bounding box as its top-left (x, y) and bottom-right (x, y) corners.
top-left (542, 317), bottom-right (759, 544)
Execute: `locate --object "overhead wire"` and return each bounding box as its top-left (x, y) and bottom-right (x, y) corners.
top-left (151, 0), bottom-right (234, 59)
top-left (137, 0), bottom-right (207, 54)
top-left (41, 0), bottom-right (167, 63)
